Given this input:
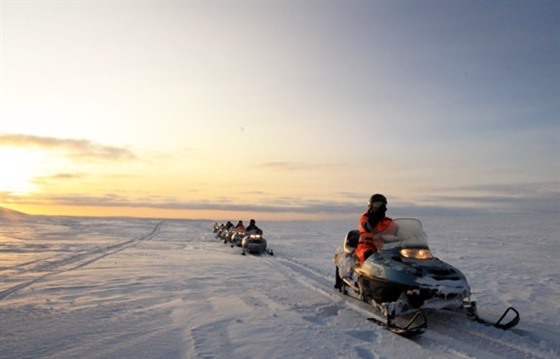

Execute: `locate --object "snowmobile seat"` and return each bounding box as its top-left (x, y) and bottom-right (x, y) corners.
top-left (343, 230), bottom-right (360, 255)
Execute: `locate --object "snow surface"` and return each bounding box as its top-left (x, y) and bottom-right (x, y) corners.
top-left (0, 208), bottom-right (558, 359)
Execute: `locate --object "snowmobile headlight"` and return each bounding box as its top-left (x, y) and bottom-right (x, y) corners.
top-left (400, 248), bottom-right (433, 260)
top-left (249, 234), bottom-right (261, 239)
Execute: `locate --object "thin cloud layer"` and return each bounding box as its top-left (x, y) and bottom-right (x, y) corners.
top-left (255, 161), bottom-right (339, 172)
top-left (1, 133), bottom-right (137, 161)
top-left (3, 182), bottom-right (557, 218)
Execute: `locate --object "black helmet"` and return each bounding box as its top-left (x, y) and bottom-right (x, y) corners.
top-left (368, 193), bottom-right (387, 210)
top-left (368, 194), bottom-right (388, 212)
top-left (368, 194), bottom-right (387, 205)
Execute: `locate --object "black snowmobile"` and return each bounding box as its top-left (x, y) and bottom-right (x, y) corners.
top-left (240, 231), bottom-right (273, 256)
top-left (333, 218), bottom-right (519, 336)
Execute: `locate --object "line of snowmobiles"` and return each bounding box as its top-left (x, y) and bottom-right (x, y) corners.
top-left (213, 222), bottom-right (273, 256)
top-left (213, 217), bottom-right (519, 336)
top-left (333, 217), bottom-right (520, 336)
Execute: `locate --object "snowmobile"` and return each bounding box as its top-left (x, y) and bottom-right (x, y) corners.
top-left (333, 218), bottom-right (520, 336)
top-left (226, 230), bottom-right (245, 247)
top-left (240, 231), bottom-right (273, 256)
top-left (215, 225), bottom-right (230, 241)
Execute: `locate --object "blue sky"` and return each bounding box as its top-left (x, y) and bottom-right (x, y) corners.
top-left (0, 1), bottom-right (558, 220)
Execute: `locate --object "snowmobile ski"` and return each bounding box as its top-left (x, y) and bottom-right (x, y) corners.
top-left (337, 277), bottom-right (427, 336)
top-left (465, 301), bottom-right (520, 330)
top-left (242, 248), bottom-right (274, 256)
top-left (367, 309), bottom-right (427, 336)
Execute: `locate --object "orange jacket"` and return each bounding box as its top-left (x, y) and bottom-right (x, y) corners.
top-left (358, 213), bottom-right (393, 238)
top-left (356, 213), bottom-right (393, 265)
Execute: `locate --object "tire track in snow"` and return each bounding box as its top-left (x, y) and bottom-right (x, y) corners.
top-left (257, 255), bottom-right (554, 359)
top-left (255, 256), bottom-right (378, 319)
top-left (0, 256), bottom-right (58, 273)
top-left (0, 221), bottom-right (164, 301)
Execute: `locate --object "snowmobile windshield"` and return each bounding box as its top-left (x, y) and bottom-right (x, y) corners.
top-left (378, 218), bottom-right (429, 250)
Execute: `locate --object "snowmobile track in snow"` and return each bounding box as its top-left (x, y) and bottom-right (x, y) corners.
top-left (0, 221), bottom-right (164, 301)
top-left (423, 312), bottom-right (557, 359)
top-left (257, 255), bottom-right (557, 359)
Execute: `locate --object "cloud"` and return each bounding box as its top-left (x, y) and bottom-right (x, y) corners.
top-left (443, 182), bottom-right (558, 196)
top-left (4, 185), bottom-right (558, 218)
top-left (1, 191), bottom-right (360, 214)
top-left (0, 133), bottom-right (137, 161)
top-left (29, 172), bottom-right (88, 186)
top-left (39, 173), bottom-right (87, 180)
top-left (254, 161), bottom-right (339, 172)
top-left (410, 182), bottom-right (560, 214)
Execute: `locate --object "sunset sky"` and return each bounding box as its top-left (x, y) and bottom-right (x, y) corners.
top-left (1, 1), bottom-right (558, 221)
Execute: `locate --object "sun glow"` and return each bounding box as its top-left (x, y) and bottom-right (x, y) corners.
top-left (0, 148), bottom-right (42, 195)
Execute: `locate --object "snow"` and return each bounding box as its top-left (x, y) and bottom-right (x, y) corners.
top-left (0, 208), bottom-right (558, 359)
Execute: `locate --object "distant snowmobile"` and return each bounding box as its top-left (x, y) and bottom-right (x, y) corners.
top-left (214, 225), bottom-right (243, 247)
top-left (241, 231), bottom-right (273, 256)
top-left (214, 224), bottom-right (231, 241)
top-left (228, 230), bottom-right (245, 247)
top-left (333, 218), bottom-right (519, 336)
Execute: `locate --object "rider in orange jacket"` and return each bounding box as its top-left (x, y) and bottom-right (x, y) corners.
top-left (355, 194), bottom-right (394, 265)
top-left (234, 220), bottom-right (245, 232)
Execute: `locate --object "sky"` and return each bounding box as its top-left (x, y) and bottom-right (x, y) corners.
top-left (0, 0), bottom-right (559, 221)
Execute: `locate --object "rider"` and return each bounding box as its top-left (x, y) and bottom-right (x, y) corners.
top-left (355, 194), bottom-right (394, 266)
top-left (245, 219), bottom-right (263, 234)
top-left (234, 220), bottom-right (245, 232)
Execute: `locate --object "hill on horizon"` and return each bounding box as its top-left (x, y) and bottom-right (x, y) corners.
top-left (0, 206), bottom-right (31, 221)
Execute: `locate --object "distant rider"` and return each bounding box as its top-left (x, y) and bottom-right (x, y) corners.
top-left (245, 219), bottom-right (263, 234)
top-left (356, 194), bottom-right (394, 265)
top-left (234, 220), bottom-right (245, 232)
